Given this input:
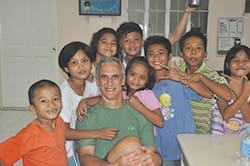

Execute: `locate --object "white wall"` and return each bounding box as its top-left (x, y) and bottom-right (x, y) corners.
top-left (56, 0), bottom-right (250, 72)
top-left (56, 0), bottom-right (128, 50)
top-left (0, 4), bottom-right (3, 108)
top-left (207, 0), bottom-right (250, 70)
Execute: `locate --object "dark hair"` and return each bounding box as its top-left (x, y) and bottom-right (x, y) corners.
top-left (179, 28), bottom-right (207, 52)
top-left (224, 45), bottom-right (250, 79)
top-left (28, 79), bottom-right (61, 105)
top-left (144, 36), bottom-right (172, 56)
top-left (116, 22), bottom-right (143, 43)
top-left (90, 27), bottom-right (120, 59)
top-left (125, 56), bottom-right (155, 93)
top-left (58, 41), bottom-right (95, 77)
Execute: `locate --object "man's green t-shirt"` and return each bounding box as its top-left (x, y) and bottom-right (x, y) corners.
top-left (76, 102), bottom-right (155, 158)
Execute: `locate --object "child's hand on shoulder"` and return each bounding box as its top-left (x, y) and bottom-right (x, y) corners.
top-left (87, 73), bottom-right (94, 82)
top-left (128, 95), bottom-right (143, 110)
top-left (241, 77), bottom-right (250, 96)
top-left (76, 99), bottom-right (88, 121)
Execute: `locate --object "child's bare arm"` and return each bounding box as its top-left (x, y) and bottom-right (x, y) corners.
top-left (223, 79), bottom-right (250, 121)
top-left (65, 122), bottom-right (118, 140)
top-left (189, 73), bottom-right (232, 101)
top-left (219, 79), bottom-right (250, 121)
top-left (129, 96), bottom-right (164, 127)
top-left (77, 96), bottom-right (100, 121)
top-left (168, 4), bottom-right (196, 45)
top-left (186, 79), bottom-right (213, 98)
top-left (160, 65), bottom-right (213, 98)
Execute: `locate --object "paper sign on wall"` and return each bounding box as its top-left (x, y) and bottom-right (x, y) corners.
top-left (217, 17), bottom-right (243, 53)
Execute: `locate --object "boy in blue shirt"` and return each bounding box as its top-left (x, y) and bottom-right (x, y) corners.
top-left (144, 36), bottom-right (212, 166)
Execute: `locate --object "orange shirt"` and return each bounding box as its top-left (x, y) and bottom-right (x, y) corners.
top-left (0, 117), bottom-right (67, 166)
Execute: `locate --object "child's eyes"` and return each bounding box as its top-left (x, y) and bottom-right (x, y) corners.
top-left (242, 58), bottom-right (250, 63)
top-left (123, 38), bottom-right (139, 44)
top-left (159, 51), bottom-right (165, 55)
top-left (128, 71), bottom-right (136, 76)
top-left (69, 59), bottom-right (90, 66)
top-left (123, 39), bottom-right (129, 43)
top-left (184, 46), bottom-right (204, 51)
top-left (231, 59), bottom-right (240, 64)
top-left (70, 61), bottom-right (77, 65)
top-left (148, 52), bottom-right (154, 56)
top-left (82, 58), bottom-right (89, 63)
top-left (100, 40), bottom-right (107, 44)
top-left (231, 59), bottom-right (250, 64)
top-left (40, 99), bottom-right (47, 103)
top-left (139, 76), bottom-right (146, 80)
top-left (54, 97), bottom-right (60, 100)
top-left (53, 97), bottom-right (60, 101)
top-left (111, 42), bottom-right (117, 46)
top-left (100, 40), bottom-right (117, 46)
top-left (184, 46), bottom-right (191, 50)
top-left (39, 98), bottom-right (60, 104)
top-left (147, 51), bottom-right (167, 56)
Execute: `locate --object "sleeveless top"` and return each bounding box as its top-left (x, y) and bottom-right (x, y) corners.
top-left (212, 98), bottom-right (246, 136)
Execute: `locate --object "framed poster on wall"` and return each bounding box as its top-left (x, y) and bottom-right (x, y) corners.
top-left (79, 0), bottom-right (121, 16)
top-left (245, 0), bottom-right (250, 13)
top-left (217, 17), bottom-right (243, 54)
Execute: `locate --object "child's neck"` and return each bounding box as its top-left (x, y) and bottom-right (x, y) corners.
top-left (125, 54), bottom-right (140, 64)
top-left (124, 55), bottom-right (132, 64)
top-left (68, 78), bottom-right (85, 96)
top-left (186, 66), bottom-right (199, 74)
top-left (36, 118), bottom-right (56, 131)
top-left (94, 54), bottom-right (102, 67)
top-left (228, 76), bottom-right (243, 95)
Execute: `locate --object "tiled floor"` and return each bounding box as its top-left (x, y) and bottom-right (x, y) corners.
top-left (0, 109), bottom-right (36, 166)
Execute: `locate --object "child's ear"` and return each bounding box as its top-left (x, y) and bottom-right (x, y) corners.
top-left (169, 53), bottom-right (172, 60)
top-left (96, 78), bottom-right (100, 87)
top-left (29, 105), bottom-right (37, 115)
top-left (64, 67), bottom-right (69, 73)
top-left (204, 51), bottom-right (208, 58)
top-left (167, 53), bottom-right (172, 65)
top-left (122, 76), bottom-right (125, 86)
top-left (179, 52), bottom-right (183, 58)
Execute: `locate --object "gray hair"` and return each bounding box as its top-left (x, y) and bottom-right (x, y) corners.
top-left (95, 56), bottom-right (125, 79)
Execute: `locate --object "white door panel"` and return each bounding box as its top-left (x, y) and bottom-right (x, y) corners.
top-left (1, 0), bottom-right (57, 108)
